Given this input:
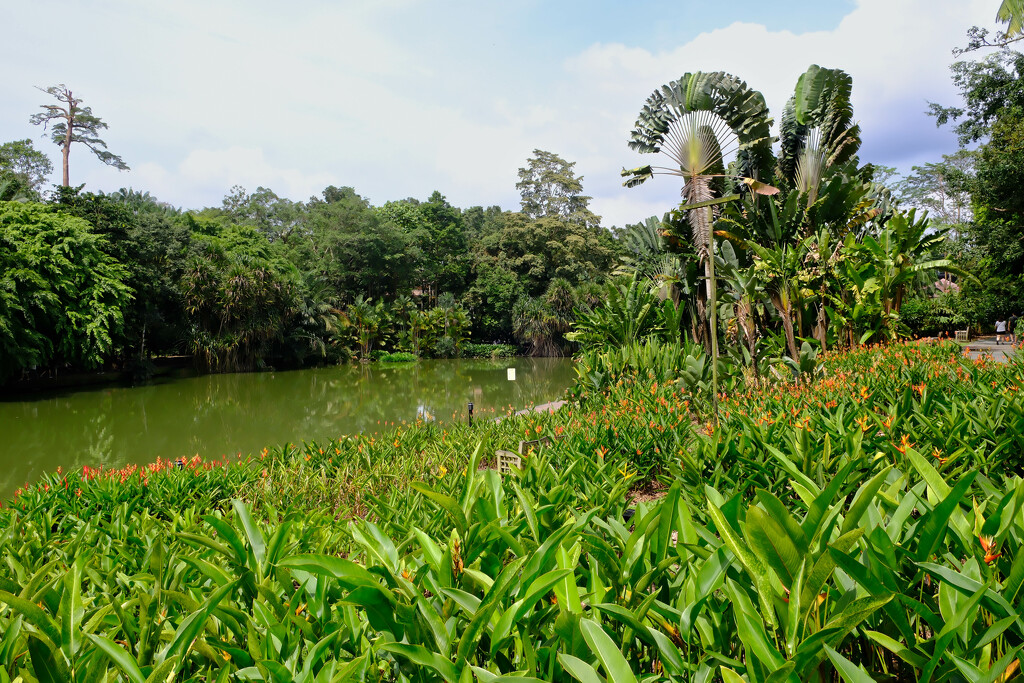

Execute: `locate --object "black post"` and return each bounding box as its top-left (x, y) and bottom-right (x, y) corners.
top-left (468, 401), bottom-right (474, 426)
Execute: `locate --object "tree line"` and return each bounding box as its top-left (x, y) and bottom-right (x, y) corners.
top-left (0, 147), bottom-right (618, 384)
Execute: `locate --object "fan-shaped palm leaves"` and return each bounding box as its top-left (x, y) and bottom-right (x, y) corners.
top-left (622, 72), bottom-right (774, 263)
top-left (622, 72), bottom-right (774, 358)
top-left (998, 0), bottom-right (1024, 38)
top-left (614, 216), bottom-right (686, 285)
top-left (778, 65), bottom-right (862, 210)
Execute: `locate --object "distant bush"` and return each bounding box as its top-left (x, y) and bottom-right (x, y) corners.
top-left (900, 292), bottom-right (971, 337)
top-left (377, 351), bottom-right (418, 363)
top-left (463, 343), bottom-right (518, 358)
top-left (431, 335), bottom-right (458, 359)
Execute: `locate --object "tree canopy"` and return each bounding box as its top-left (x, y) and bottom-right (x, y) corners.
top-left (0, 139), bottom-right (52, 195)
top-left (0, 202), bottom-right (132, 381)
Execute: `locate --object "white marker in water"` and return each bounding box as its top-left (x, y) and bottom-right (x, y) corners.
top-left (507, 368), bottom-right (516, 381)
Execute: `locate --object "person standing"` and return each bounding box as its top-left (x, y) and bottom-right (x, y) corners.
top-left (1010, 314), bottom-right (1019, 344)
top-left (996, 318), bottom-right (1007, 344)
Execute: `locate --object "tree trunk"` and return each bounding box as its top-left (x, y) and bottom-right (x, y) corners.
top-left (62, 101), bottom-right (73, 186)
top-left (706, 206), bottom-right (719, 419)
top-left (814, 303), bottom-right (828, 353)
top-left (61, 140), bottom-right (71, 187)
top-left (782, 310), bottom-right (799, 363)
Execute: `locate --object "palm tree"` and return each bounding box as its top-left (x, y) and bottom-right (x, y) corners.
top-left (777, 66), bottom-right (861, 211)
top-left (347, 295), bottom-right (382, 360)
top-left (622, 72), bottom-right (775, 348)
top-left (623, 72), bottom-right (776, 408)
top-left (998, 0), bottom-right (1024, 39)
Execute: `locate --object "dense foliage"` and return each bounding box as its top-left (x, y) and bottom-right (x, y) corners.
top-left (899, 41), bottom-right (1024, 331)
top-left (0, 149), bottom-right (622, 384)
top-left (1, 341), bottom-right (1022, 681)
top-left (0, 202), bottom-right (132, 380)
top-left (582, 64), bottom-right (964, 391)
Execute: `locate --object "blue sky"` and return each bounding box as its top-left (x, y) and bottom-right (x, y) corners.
top-left (0, 0), bottom-right (997, 227)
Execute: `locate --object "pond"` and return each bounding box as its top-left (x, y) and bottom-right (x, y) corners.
top-left (0, 357), bottom-right (576, 499)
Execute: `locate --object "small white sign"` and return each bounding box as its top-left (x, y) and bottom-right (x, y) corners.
top-left (507, 368), bottom-right (516, 381)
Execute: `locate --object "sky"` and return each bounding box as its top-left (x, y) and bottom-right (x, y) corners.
top-left (0, 0), bottom-right (999, 228)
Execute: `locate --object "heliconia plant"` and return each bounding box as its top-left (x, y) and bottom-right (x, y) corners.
top-left (1, 340), bottom-right (1022, 680)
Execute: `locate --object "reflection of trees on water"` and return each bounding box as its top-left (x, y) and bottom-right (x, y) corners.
top-left (0, 358), bottom-right (574, 499)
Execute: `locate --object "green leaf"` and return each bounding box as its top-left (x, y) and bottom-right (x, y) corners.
top-left (558, 653), bottom-right (605, 683)
top-left (914, 471), bottom-right (977, 563)
top-left (379, 642), bottom-right (458, 682)
top-left (554, 543), bottom-right (583, 615)
top-left (863, 630), bottom-right (927, 670)
top-left (278, 555), bottom-right (379, 590)
top-left (491, 569), bottom-right (573, 654)
top-left (232, 499), bottom-right (266, 570)
top-left (801, 529), bottom-right (863, 617)
top-left (411, 483), bottom-right (469, 535)
top-left (202, 514), bottom-right (247, 565)
top-left (88, 634), bottom-right (146, 683)
top-left (754, 489), bottom-right (808, 554)
top-left (839, 466), bottom-right (890, 535)
top-left (579, 620), bottom-right (637, 683)
top-left (58, 561), bottom-right (83, 662)
top-left (728, 581), bottom-right (786, 671)
top-left (802, 461), bottom-right (855, 541)
top-left (350, 520), bottom-right (399, 572)
top-left (905, 449), bottom-right (950, 500)
top-left (0, 590), bottom-right (62, 650)
top-left (27, 635), bottom-right (70, 683)
top-left (765, 661), bottom-right (796, 683)
top-left (746, 505), bottom-right (803, 588)
top-left (720, 667), bottom-right (748, 683)
top-left (707, 501), bottom-right (777, 628)
top-left (164, 580), bottom-right (235, 664)
top-left (456, 557), bottom-right (527, 664)
top-left (263, 516), bottom-right (294, 571)
top-left (824, 644), bottom-right (876, 683)
top-left (144, 657), bottom-right (180, 683)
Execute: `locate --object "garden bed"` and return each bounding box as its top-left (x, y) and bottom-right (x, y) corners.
top-left (1, 341), bottom-right (1022, 681)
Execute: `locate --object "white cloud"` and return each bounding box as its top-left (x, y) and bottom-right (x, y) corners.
top-left (117, 148), bottom-right (336, 208)
top-left (0, 0), bottom-right (998, 230)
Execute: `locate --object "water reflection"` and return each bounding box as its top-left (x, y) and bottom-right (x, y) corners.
top-left (0, 358), bottom-right (574, 499)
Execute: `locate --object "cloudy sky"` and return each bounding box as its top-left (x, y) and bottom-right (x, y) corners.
top-left (0, 0), bottom-right (998, 228)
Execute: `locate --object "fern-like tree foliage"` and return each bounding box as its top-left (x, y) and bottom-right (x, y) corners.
top-left (0, 202), bottom-right (133, 381)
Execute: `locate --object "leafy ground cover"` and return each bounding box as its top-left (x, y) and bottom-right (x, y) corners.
top-left (1, 341), bottom-right (1023, 681)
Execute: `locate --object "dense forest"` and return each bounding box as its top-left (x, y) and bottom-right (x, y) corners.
top-left (0, 149), bottom-right (619, 383)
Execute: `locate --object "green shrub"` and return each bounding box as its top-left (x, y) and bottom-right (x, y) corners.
top-left (462, 342), bottom-right (518, 358)
top-left (377, 351), bottom-right (418, 363)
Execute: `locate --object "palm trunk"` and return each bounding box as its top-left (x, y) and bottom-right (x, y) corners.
top-left (782, 310), bottom-right (799, 363)
top-left (706, 206), bottom-right (719, 418)
top-left (814, 303), bottom-right (828, 353)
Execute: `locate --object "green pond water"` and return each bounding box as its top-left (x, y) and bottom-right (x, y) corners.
top-left (0, 357), bottom-right (575, 499)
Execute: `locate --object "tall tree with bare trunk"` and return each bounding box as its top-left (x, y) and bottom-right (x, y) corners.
top-left (29, 84), bottom-right (129, 187)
